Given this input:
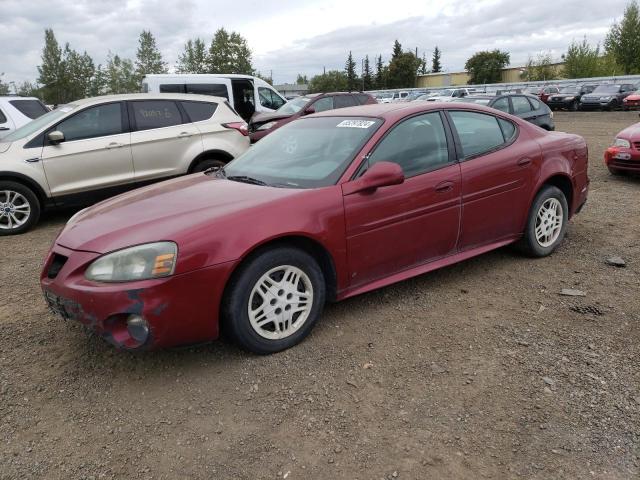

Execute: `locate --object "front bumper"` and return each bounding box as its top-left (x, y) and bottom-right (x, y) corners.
top-left (547, 98), bottom-right (575, 109)
top-left (623, 100), bottom-right (640, 109)
top-left (40, 244), bottom-right (237, 350)
top-left (604, 147), bottom-right (640, 172)
top-left (580, 100), bottom-right (613, 109)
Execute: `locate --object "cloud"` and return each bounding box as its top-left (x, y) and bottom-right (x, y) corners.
top-left (0, 0), bottom-right (629, 87)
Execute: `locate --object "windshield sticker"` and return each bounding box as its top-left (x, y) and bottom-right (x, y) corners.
top-left (336, 120), bottom-right (376, 129)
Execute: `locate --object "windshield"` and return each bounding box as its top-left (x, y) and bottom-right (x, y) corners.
top-left (559, 86), bottom-right (579, 94)
top-left (2, 105), bottom-right (76, 142)
top-left (276, 96), bottom-right (311, 115)
top-left (454, 97), bottom-right (491, 105)
top-left (593, 84), bottom-right (620, 93)
top-left (224, 116), bottom-right (382, 188)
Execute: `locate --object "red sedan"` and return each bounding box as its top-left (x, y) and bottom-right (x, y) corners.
top-left (604, 121), bottom-right (640, 174)
top-left (41, 103), bottom-right (589, 354)
top-left (622, 91), bottom-right (640, 110)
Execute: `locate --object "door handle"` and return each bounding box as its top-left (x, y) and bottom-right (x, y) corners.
top-left (435, 181), bottom-right (454, 193)
top-left (0, 127), bottom-right (10, 131)
top-left (106, 142), bottom-right (124, 149)
top-left (517, 157), bottom-right (532, 167)
top-left (177, 132), bottom-right (193, 138)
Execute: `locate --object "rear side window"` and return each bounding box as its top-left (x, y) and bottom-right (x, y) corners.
top-left (55, 103), bottom-right (123, 142)
top-left (312, 96), bottom-right (334, 112)
top-left (355, 94), bottom-right (372, 105)
top-left (334, 95), bottom-right (357, 108)
top-left (180, 101), bottom-right (217, 122)
top-left (449, 111), bottom-right (507, 158)
top-left (131, 100), bottom-right (183, 131)
top-left (511, 96), bottom-right (532, 114)
top-left (9, 100), bottom-right (48, 119)
top-left (0, 108), bottom-right (6, 124)
top-left (159, 84), bottom-right (185, 93)
top-left (498, 118), bottom-right (517, 141)
top-left (185, 83), bottom-right (229, 99)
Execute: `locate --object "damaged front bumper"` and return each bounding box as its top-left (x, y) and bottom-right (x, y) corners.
top-left (40, 243), bottom-right (236, 350)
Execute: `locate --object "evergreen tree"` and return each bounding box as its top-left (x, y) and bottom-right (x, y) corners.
top-left (465, 50), bottom-right (510, 84)
top-left (207, 28), bottom-right (253, 74)
top-left (176, 39), bottom-right (208, 73)
top-left (296, 74), bottom-right (308, 84)
top-left (432, 46), bottom-right (442, 73)
top-left (388, 52), bottom-right (422, 88)
top-left (135, 30), bottom-right (167, 80)
top-left (605, 0), bottom-right (640, 74)
top-left (37, 29), bottom-right (65, 104)
top-left (362, 55), bottom-right (373, 91)
top-left (392, 40), bottom-right (403, 60)
top-left (345, 51), bottom-right (357, 91)
top-left (375, 55), bottom-right (385, 89)
top-left (420, 52), bottom-right (428, 75)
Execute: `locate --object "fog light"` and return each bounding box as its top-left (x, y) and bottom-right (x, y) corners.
top-left (126, 315), bottom-right (149, 343)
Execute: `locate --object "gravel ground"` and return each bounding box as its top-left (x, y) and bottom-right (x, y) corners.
top-left (1, 111), bottom-right (639, 480)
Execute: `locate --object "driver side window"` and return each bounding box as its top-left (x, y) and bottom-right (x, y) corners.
top-left (53, 103), bottom-right (123, 142)
top-left (259, 87), bottom-right (286, 110)
top-left (367, 112), bottom-right (451, 178)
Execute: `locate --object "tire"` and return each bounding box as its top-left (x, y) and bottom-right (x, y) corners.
top-left (518, 185), bottom-right (568, 258)
top-left (223, 246), bottom-right (326, 354)
top-left (608, 167), bottom-right (627, 176)
top-left (0, 181), bottom-right (41, 236)
top-left (191, 158), bottom-right (226, 173)
top-left (569, 101), bottom-right (578, 112)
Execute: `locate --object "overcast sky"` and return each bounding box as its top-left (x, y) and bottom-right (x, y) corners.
top-left (0, 0), bottom-right (630, 86)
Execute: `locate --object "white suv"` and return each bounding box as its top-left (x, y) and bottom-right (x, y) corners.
top-left (0, 96), bottom-right (50, 139)
top-left (0, 93), bottom-right (249, 235)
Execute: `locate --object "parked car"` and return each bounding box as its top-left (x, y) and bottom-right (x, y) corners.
top-left (546, 85), bottom-right (596, 111)
top-left (0, 93), bottom-right (249, 235)
top-left (40, 102), bottom-right (588, 354)
top-left (622, 90), bottom-right (640, 110)
top-left (0, 96), bottom-right (49, 139)
top-left (426, 88), bottom-right (474, 102)
top-left (249, 92), bottom-right (376, 142)
top-left (604, 122), bottom-right (640, 175)
top-left (523, 86), bottom-right (560, 104)
top-left (579, 83), bottom-right (637, 110)
top-left (376, 93), bottom-right (394, 104)
top-left (142, 74), bottom-right (287, 122)
top-left (391, 91), bottom-right (410, 102)
top-left (454, 93), bottom-right (555, 130)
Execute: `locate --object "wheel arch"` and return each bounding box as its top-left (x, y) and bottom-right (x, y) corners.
top-left (188, 150), bottom-right (234, 173)
top-left (0, 171), bottom-right (49, 207)
top-left (222, 234), bottom-right (339, 306)
top-left (537, 173), bottom-right (574, 217)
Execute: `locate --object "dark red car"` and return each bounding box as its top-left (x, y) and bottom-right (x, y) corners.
top-left (41, 103), bottom-right (589, 354)
top-left (604, 121), bottom-right (640, 175)
top-left (249, 92), bottom-right (376, 142)
top-left (525, 86), bottom-right (560, 104)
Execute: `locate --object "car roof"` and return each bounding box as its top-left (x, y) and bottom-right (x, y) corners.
top-left (69, 93), bottom-right (226, 106)
top-left (310, 101), bottom-right (514, 121)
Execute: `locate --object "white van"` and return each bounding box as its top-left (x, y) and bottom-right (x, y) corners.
top-left (142, 74), bottom-right (287, 122)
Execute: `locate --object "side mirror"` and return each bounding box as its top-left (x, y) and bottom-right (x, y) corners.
top-left (48, 131), bottom-right (65, 145)
top-left (303, 106), bottom-right (316, 115)
top-left (343, 161), bottom-right (404, 195)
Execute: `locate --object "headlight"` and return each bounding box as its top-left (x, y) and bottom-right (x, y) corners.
top-left (565, 96), bottom-right (575, 101)
top-left (85, 242), bottom-right (177, 283)
top-left (257, 121), bottom-right (277, 131)
top-left (614, 138), bottom-right (631, 148)
top-left (600, 96), bottom-right (611, 101)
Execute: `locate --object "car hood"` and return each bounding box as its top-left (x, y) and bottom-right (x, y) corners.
top-left (550, 93), bottom-right (578, 99)
top-left (250, 111), bottom-right (292, 125)
top-left (56, 174), bottom-right (308, 254)
top-left (625, 94), bottom-right (640, 100)
top-left (618, 122), bottom-right (640, 141)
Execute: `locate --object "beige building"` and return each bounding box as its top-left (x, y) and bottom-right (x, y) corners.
top-left (417, 63), bottom-right (566, 88)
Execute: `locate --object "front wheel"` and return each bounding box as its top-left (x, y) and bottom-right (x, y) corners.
top-left (191, 158), bottom-right (226, 173)
top-left (223, 246), bottom-right (326, 354)
top-left (518, 185), bottom-right (568, 257)
top-left (0, 181), bottom-right (41, 236)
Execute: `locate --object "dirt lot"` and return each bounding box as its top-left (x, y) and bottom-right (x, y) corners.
top-left (1, 111), bottom-right (639, 480)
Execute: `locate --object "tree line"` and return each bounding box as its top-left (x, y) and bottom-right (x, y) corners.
top-left (464, 0), bottom-right (640, 84)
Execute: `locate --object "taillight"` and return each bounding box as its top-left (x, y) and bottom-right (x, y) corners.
top-left (222, 122), bottom-right (249, 136)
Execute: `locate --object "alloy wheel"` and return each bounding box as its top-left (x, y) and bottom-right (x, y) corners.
top-left (0, 190), bottom-right (31, 230)
top-left (248, 265), bottom-right (313, 340)
top-left (535, 198), bottom-right (563, 247)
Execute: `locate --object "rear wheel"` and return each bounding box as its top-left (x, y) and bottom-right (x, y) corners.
top-left (518, 185), bottom-right (568, 257)
top-left (191, 158), bottom-right (226, 173)
top-left (0, 181), bottom-right (41, 236)
top-left (223, 246), bottom-right (326, 354)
